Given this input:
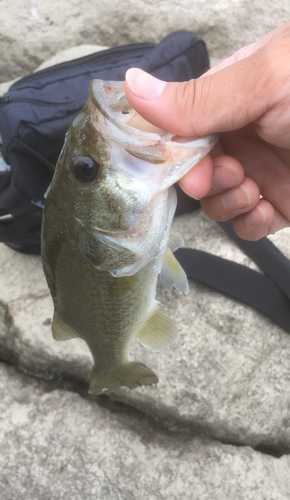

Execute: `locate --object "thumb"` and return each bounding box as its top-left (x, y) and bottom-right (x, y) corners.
top-left (124, 39), bottom-right (288, 137)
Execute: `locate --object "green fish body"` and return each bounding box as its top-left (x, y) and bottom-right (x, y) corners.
top-left (41, 80), bottom-right (218, 394)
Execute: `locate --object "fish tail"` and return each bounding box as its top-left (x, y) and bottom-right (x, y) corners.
top-left (89, 361), bottom-right (158, 395)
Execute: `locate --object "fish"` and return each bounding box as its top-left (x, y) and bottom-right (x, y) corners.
top-left (41, 79), bottom-right (218, 394)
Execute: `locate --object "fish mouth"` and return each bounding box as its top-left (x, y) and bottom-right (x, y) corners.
top-left (77, 218), bottom-right (151, 241)
top-left (88, 79), bottom-right (219, 191)
top-left (76, 217), bottom-right (127, 238)
top-left (94, 227), bottom-right (130, 238)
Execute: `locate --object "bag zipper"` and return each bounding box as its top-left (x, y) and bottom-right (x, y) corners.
top-left (0, 42), bottom-right (154, 109)
top-left (6, 43), bottom-right (155, 89)
top-left (0, 95), bottom-right (86, 106)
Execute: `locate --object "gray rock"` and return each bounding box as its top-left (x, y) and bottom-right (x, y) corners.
top-left (1, 9), bottom-right (290, 496)
top-left (1, 361), bottom-right (290, 500)
top-left (1, 210), bottom-right (290, 453)
top-left (1, 0), bottom-right (290, 82)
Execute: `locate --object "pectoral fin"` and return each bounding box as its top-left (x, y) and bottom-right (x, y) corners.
top-left (52, 313), bottom-right (78, 341)
top-left (159, 248), bottom-right (189, 295)
top-left (168, 230), bottom-right (185, 253)
top-left (135, 302), bottom-right (178, 351)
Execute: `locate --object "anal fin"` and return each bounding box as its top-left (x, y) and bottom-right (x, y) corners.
top-left (89, 361), bottom-right (158, 395)
top-left (52, 313), bottom-right (78, 341)
top-left (159, 247), bottom-right (189, 295)
top-left (135, 302), bottom-right (178, 351)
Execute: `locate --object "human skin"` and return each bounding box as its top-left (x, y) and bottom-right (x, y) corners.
top-left (124, 23), bottom-right (290, 241)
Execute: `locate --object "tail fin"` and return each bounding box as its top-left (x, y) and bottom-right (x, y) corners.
top-left (89, 361), bottom-right (158, 395)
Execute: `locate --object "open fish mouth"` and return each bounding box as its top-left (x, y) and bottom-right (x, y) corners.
top-left (88, 79), bottom-right (219, 192)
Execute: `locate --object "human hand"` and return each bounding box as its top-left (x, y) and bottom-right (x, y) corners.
top-left (124, 23), bottom-right (290, 240)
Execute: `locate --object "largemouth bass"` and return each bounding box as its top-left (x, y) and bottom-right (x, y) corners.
top-left (41, 80), bottom-right (218, 394)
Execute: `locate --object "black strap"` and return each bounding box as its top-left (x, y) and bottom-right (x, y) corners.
top-left (0, 211), bottom-right (42, 245)
top-left (11, 138), bottom-right (55, 174)
top-left (218, 220), bottom-right (290, 299)
top-left (175, 219), bottom-right (290, 333)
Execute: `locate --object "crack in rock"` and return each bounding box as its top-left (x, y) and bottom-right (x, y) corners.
top-left (7, 289), bottom-right (50, 316)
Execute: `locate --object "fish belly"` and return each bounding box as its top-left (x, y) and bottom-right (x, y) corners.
top-left (42, 220), bottom-right (162, 392)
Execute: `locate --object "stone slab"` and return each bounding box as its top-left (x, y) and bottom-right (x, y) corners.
top-left (1, 361), bottom-right (290, 500)
top-left (1, 211), bottom-right (290, 452)
top-left (1, 0), bottom-right (290, 82)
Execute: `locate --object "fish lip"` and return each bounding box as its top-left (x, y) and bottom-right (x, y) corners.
top-left (93, 227), bottom-right (129, 238)
top-left (76, 218), bottom-right (144, 239)
top-left (88, 80), bottom-right (220, 184)
top-left (89, 79), bottom-right (219, 145)
top-left (76, 218), bottom-right (127, 237)
top-left (90, 80), bottom-right (164, 139)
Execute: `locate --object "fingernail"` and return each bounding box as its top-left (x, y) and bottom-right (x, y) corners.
top-left (178, 180), bottom-right (200, 200)
top-left (245, 205), bottom-right (267, 227)
top-left (221, 184), bottom-right (251, 210)
top-left (126, 68), bottom-right (167, 100)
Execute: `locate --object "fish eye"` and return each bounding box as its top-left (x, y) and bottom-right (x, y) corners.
top-left (73, 157), bottom-right (100, 183)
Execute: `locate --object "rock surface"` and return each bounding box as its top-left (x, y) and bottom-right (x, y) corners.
top-left (1, 361), bottom-right (290, 500)
top-left (1, 0), bottom-right (290, 82)
top-left (1, 4), bottom-right (290, 497)
top-left (1, 211), bottom-right (290, 458)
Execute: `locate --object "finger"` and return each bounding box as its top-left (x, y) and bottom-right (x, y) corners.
top-left (205, 42), bottom-right (260, 76)
top-left (125, 39), bottom-right (290, 137)
top-left (200, 177), bottom-right (260, 222)
top-left (206, 155), bottom-right (244, 197)
top-left (177, 153), bottom-right (242, 201)
top-left (178, 154), bottom-right (213, 200)
top-left (233, 199), bottom-right (290, 240)
top-left (205, 23), bottom-right (290, 76)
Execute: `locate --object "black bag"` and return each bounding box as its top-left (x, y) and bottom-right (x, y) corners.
top-left (1, 31), bottom-right (290, 333)
top-left (0, 31), bottom-right (207, 253)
